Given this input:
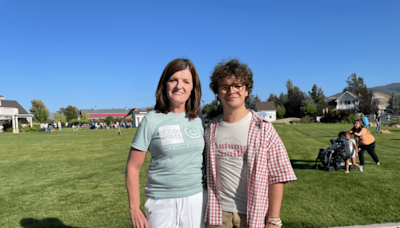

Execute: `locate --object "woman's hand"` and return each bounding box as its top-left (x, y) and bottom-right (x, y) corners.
top-left (130, 208), bottom-right (149, 228)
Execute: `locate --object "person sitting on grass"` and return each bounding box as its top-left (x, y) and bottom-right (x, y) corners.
top-left (342, 131), bottom-right (363, 173)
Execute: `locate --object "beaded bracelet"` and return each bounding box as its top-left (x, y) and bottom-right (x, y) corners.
top-left (267, 218), bottom-right (282, 227)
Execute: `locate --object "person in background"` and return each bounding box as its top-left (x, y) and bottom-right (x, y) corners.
top-left (204, 58), bottom-right (297, 228)
top-left (125, 58), bottom-right (205, 228)
top-left (375, 112), bottom-right (381, 133)
top-left (361, 113), bottom-right (369, 129)
top-left (341, 131), bottom-right (363, 173)
top-left (48, 123), bottom-right (52, 133)
top-left (58, 121), bottom-right (62, 131)
top-left (350, 120), bottom-right (380, 166)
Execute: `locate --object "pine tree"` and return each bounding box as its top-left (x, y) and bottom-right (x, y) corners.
top-left (356, 87), bottom-right (379, 115)
top-left (343, 73), bottom-right (367, 95)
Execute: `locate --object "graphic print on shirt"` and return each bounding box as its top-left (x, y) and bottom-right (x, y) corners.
top-left (216, 137), bottom-right (247, 161)
top-left (158, 124), bottom-right (203, 151)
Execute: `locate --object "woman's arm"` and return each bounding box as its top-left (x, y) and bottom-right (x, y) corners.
top-left (354, 128), bottom-right (366, 137)
top-left (125, 147), bottom-right (149, 228)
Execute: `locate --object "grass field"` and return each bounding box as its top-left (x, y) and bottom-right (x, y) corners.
top-left (0, 124), bottom-right (399, 228)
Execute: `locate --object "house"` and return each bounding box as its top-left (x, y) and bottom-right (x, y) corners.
top-left (0, 95), bottom-right (34, 133)
top-left (125, 109), bottom-right (148, 127)
top-left (335, 91), bottom-right (358, 110)
top-left (79, 107), bottom-right (148, 127)
top-left (255, 101), bottom-right (277, 122)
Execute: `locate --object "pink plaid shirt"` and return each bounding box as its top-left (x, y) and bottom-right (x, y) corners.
top-left (204, 110), bottom-right (297, 228)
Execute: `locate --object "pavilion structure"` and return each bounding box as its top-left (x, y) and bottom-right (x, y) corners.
top-left (0, 95), bottom-right (34, 134)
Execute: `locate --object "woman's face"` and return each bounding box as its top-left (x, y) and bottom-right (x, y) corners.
top-left (354, 121), bottom-right (361, 128)
top-left (167, 69), bottom-right (193, 109)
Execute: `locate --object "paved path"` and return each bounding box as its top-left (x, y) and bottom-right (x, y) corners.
top-left (331, 222), bottom-right (400, 228)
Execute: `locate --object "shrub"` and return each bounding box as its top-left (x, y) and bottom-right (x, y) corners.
top-left (276, 105), bottom-right (286, 119)
top-left (320, 109), bottom-right (356, 123)
top-left (6, 128), bottom-right (13, 132)
top-left (348, 114), bottom-right (361, 124)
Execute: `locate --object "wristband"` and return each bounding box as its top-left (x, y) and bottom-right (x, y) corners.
top-left (267, 218), bottom-right (282, 227)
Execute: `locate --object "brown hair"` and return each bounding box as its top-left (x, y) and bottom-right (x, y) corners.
top-left (209, 58), bottom-right (253, 99)
top-left (154, 58), bottom-right (201, 119)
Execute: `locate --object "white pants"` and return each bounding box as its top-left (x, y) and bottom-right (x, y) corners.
top-left (144, 191), bottom-right (206, 228)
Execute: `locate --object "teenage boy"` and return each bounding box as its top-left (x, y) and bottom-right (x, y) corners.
top-left (204, 59), bottom-right (297, 228)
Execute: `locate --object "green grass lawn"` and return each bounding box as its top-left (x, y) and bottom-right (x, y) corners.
top-left (0, 124), bottom-right (399, 228)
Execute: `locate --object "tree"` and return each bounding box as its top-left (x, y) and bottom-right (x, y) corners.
top-left (53, 113), bottom-right (67, 123)
top-left (356, 87), bottom-right (379, 115)
top-left (308, 84), bottom-right (325, 104)
top-left (29, 99), bottom-right (50, 122)
top-left (105, 116), bottom-right (115, 124)
top-left (284, 81), bottom-right (306, 117)
top-left (316, 102), bottom-right (329, 116)
top-left (245, 93), bottom-right (259, 111)
top-left (300, 100), bottom-right (316, 116)
top-left (276, 105), bottom-right (286, 119)
top-left (80, 111), bottom-right (90, 123)
top-left (286, 79), bottom-right (294, 97)
top-left (267, 93), bottom-right (278, 105)
top-left (202, 98), bottom-right (223, 120)
top-left (386, 92), bottom-right (400, 115)
top-left (277, 92), bottom-right (288, 106)
top-left (343, 73), bottom-right (367, 95)
top-left (63, 105), bottom-right (78, 122)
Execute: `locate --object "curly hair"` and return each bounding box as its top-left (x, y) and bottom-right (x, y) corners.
top-left (154, 58), bottom-right (201, 119)
top-left (209, 58), bottom-right (253, 96)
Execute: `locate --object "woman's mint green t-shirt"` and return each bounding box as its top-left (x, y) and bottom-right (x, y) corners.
top-left (131, 111), bottom-right (204, 199)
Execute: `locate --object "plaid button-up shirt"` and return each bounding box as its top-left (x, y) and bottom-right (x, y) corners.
top-left (204, 110), bottom-right (297, 228)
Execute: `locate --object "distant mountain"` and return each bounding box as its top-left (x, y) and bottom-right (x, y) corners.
top-left (328, 83), bottom-right (400, 99)
top-left (369, 83), bottom-right (400, 95)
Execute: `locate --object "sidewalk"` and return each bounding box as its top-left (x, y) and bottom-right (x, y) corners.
top-left (331, 222), bottom-right (400, 228)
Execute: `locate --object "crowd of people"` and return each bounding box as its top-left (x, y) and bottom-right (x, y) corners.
top-left (40, 121), bottom-right (63, 133)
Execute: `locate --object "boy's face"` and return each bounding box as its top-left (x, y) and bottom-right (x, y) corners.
top-left (217, 76), bottom-right (248, 110)
top-left (345, 134), bottom-right (351, 140)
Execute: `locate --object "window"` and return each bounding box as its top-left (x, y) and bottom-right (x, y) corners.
top-left (345, 100), bottom-right (351, 104)
top-left (340, 101), bottom-right (343, 104)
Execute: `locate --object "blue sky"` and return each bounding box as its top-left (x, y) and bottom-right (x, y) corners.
top-left (1, 0), bottom-right (399, 112)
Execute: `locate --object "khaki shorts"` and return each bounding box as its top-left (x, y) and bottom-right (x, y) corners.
top-left (206, 211), bottom-right (249, 228)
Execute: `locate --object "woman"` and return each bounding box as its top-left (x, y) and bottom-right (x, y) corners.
top-left (350, 120), bottom-right (380, 166)
top-left (125, 58), bottom-right (205, 228)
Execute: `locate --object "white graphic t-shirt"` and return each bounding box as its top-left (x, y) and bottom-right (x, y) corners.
top-left (131, 111), bottom-right (204, 199)
top-left (215, 112), bottom-right (252, 214)
top-left (344, 139), bottom-right (357, 158)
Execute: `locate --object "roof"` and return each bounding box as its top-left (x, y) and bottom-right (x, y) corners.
top-left (0, 95), bottom-right (4, 99)
top-left (0, 100), bottom-right (29, 114)
top-left (255, 101), bottom-right (277, 111)
top-left (335, 91), bottom-right (358, 102)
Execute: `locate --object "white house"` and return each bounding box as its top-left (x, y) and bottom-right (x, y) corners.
top-left (0, 95), bottom-right (34, 133)
top-left (255, 101), bottom-right (277, 122)
top-left (335, 91), bottom-right (358, 110)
